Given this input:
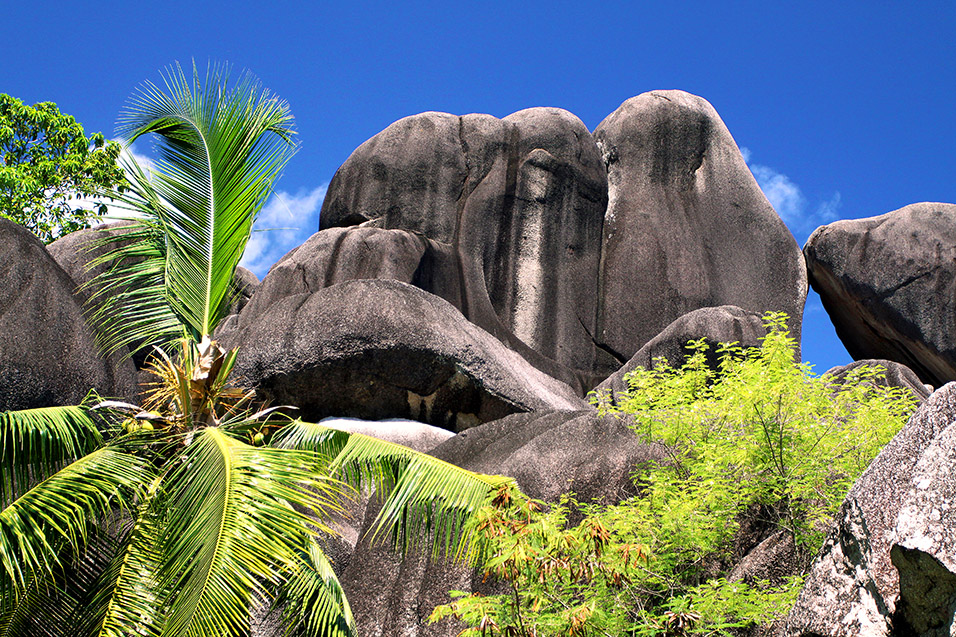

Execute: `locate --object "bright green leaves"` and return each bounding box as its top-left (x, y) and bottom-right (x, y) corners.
top-left (0, 448), bottom-right (147, 594)
top-left (112, 62), bottom-right (297, 342)
top-left (0, 401), bottom-right (105, 507)
top-left (158, 428), bottom-right (346, 637)
top-left (434, 313), bottom-right (918, 636)
top-left (0, 94), bottom-right (125, 243)
top-left (276, 419), bottom-right (514, 562)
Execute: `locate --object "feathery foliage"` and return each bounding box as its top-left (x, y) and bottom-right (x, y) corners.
top-left (432, 314), bottom-right (918, 636)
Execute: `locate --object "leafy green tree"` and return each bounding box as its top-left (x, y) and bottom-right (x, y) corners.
top-left (0, 62), bottom-right (511, 637)
top-left (432, 315), bottom-right (917, 636)
top-left (0, 94), bottom-right (125, 242)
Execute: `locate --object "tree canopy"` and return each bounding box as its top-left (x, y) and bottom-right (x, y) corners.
top-left (0, 94), bottom-right (125, 243)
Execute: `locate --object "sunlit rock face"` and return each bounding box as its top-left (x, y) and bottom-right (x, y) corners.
top-left (273, 92), bottom-right (807, 394)
top-left (784, 383), bottom-right (956, 636)
top-left (805, 202), bottom-right (956, 388)
top-left (593, 90), bottom-right (806, 367)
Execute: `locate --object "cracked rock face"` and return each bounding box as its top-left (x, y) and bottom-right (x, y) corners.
top-left (593, 90), bottom-right (806, 364)
top-left (891, 418), bottom-right (956, 635)
top-left (0, 218), bottom-right (137, 410)
top-left (783, 383), bottom-right (956, 636)
top-left (805, 202), bottom-right (956, 388)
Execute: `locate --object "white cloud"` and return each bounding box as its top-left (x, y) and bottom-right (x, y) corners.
top-left (740, 147), bottom-right (841, 242)
top-left (239, 185), bottom-right (328, 279)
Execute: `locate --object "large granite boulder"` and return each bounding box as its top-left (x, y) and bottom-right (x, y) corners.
top-left (594, 305), bottom-right (767, 405)
top-left (337, 409), bottom-right (668, 637)
top-left (318, 107), bottom-right (612, 385)
top-left (220, 279), bottom-right (588, 430)
top-left (0, 218), bottom-right (137, 410)
top-left (783, 382), bottom-right (956, 636)
top-left (593, 90), bottom-right (806, 363)
top-left (805, 202), bottom-right (956, 388)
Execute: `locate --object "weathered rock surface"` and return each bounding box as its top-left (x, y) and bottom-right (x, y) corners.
top-left (594, 305), bottom-right (767, 405)
top-left (805, 202), bottom-right (956, 388)
top-left (0, 218), bottom-right (137, 410)
top-left (593, 90), bottom-right (806, 363)
top-left (317, 416), bottom-right (455, 453)
top-left (338, 410), bottom-right (668, 637)
top-left (891, 419), bottom-right (956, 635)
top-left (783, 382), bottom-right (956, 636)
top-left (824, 359), bottom-right (932, 404)
top-left (318, 107), bottom-right (613, 384)
top-left (221, 279), bottom-right (588, 430)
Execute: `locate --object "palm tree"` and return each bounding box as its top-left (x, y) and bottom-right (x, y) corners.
top-left (0, 62), bottom-right (511, 637)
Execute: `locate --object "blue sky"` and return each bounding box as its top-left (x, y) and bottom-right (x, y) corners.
top-left (3, 1), bottom-right (954, 374)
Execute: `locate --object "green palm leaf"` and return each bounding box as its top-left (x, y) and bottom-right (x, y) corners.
top-left (116, 61), bottom-right (296, 343)
top-left (90, 482), bottom-right (165, 637)
top-left (0, 448), bottom-right (147, 596)
top-left (0, 403), bottom-right (104, 507)
top-left (158, 428), bottom-right (346, 637)
top-left (0, 520), bottom-right (130, 637)
top-left (275, 540), bottom-right (355, 637)
top-left (274, 420), bottom-right (513, 562)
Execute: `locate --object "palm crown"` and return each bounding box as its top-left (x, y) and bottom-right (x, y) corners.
top-left (0, 62), bottom-right (512, 637)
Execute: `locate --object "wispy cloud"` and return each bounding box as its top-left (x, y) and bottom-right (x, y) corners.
top-left (239, 185), bottom-right (328, 279)
top-left (740, 147), bottom-right (841, 243)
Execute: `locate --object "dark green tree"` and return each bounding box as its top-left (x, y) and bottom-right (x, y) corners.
top-left (0, 94), bottom-right (125, 242)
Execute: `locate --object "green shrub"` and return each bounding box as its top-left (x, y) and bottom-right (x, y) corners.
top-left (431, 313), bottom-right (917, 636)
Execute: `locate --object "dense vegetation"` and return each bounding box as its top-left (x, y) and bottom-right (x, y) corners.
top-left (431, 314), bottom-right (917, 636)
top-left (0, 94), bottom-right (124, 242)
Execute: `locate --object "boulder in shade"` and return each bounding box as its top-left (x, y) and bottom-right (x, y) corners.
top-left (221, 279), bottom-right (588, 430)
top-left (805, 202), bottom-right (956, 388)
top-left (0, 218), bottom-right (137, 410)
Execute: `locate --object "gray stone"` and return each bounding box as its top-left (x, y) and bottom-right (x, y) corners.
top-left (593, 90), bottom-right (807, 364)
top-left (824, 359), bottom-right (932, 404)
top-left (594, 305), bottom-right (767, 405)
top-left (317, 417), bottom-right (455, 453)
top-left (805, 202), bottom-right (956, 388)
top-left (783, 382), bottom-right (956, 635)
top-left (891, 419), bottom-right (956, 635)
top-left (238, 226), bottom-right (427, 329)
top-left (0, 218), bottom-right (137, 410)
top-left (318, 108), bottom-right (611, 387)
top-left (221, 279), bottom-right (588, 430)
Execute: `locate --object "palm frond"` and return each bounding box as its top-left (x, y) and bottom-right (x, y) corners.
top-left (0, 448), bottom-right (147, 596)
top-left (158, 428), bottom-right (346, 637)
top-left (0, 523), bottom-right (123, 637)
top-left (107, 61), bottom-right (297, 343)
top-left (91, 487), bottom-right (165, 637)
top-left (0, 403), bottom-right (104, 507)
top-left (275, 540), bottom-right (355, 637)
top-left (82, 188), bottom-right (186, 358)
top-left (274, 420), bottom-right (513, 562)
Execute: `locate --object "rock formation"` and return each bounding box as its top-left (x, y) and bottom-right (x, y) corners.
top-left (221, 279), bottom-right (588, 430)
top-left (312, 92), bottom-right (807, 390)
top-left (594, 90), bottom-right (806, 364)
top-left (805, 202), bottom-right (956, 388)
top-left (783, 382), bottom-right (956, 636)
top-left (0, 218), bottom-right (136, 410)
top-left (594, 304), bottom-right (768, 405)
